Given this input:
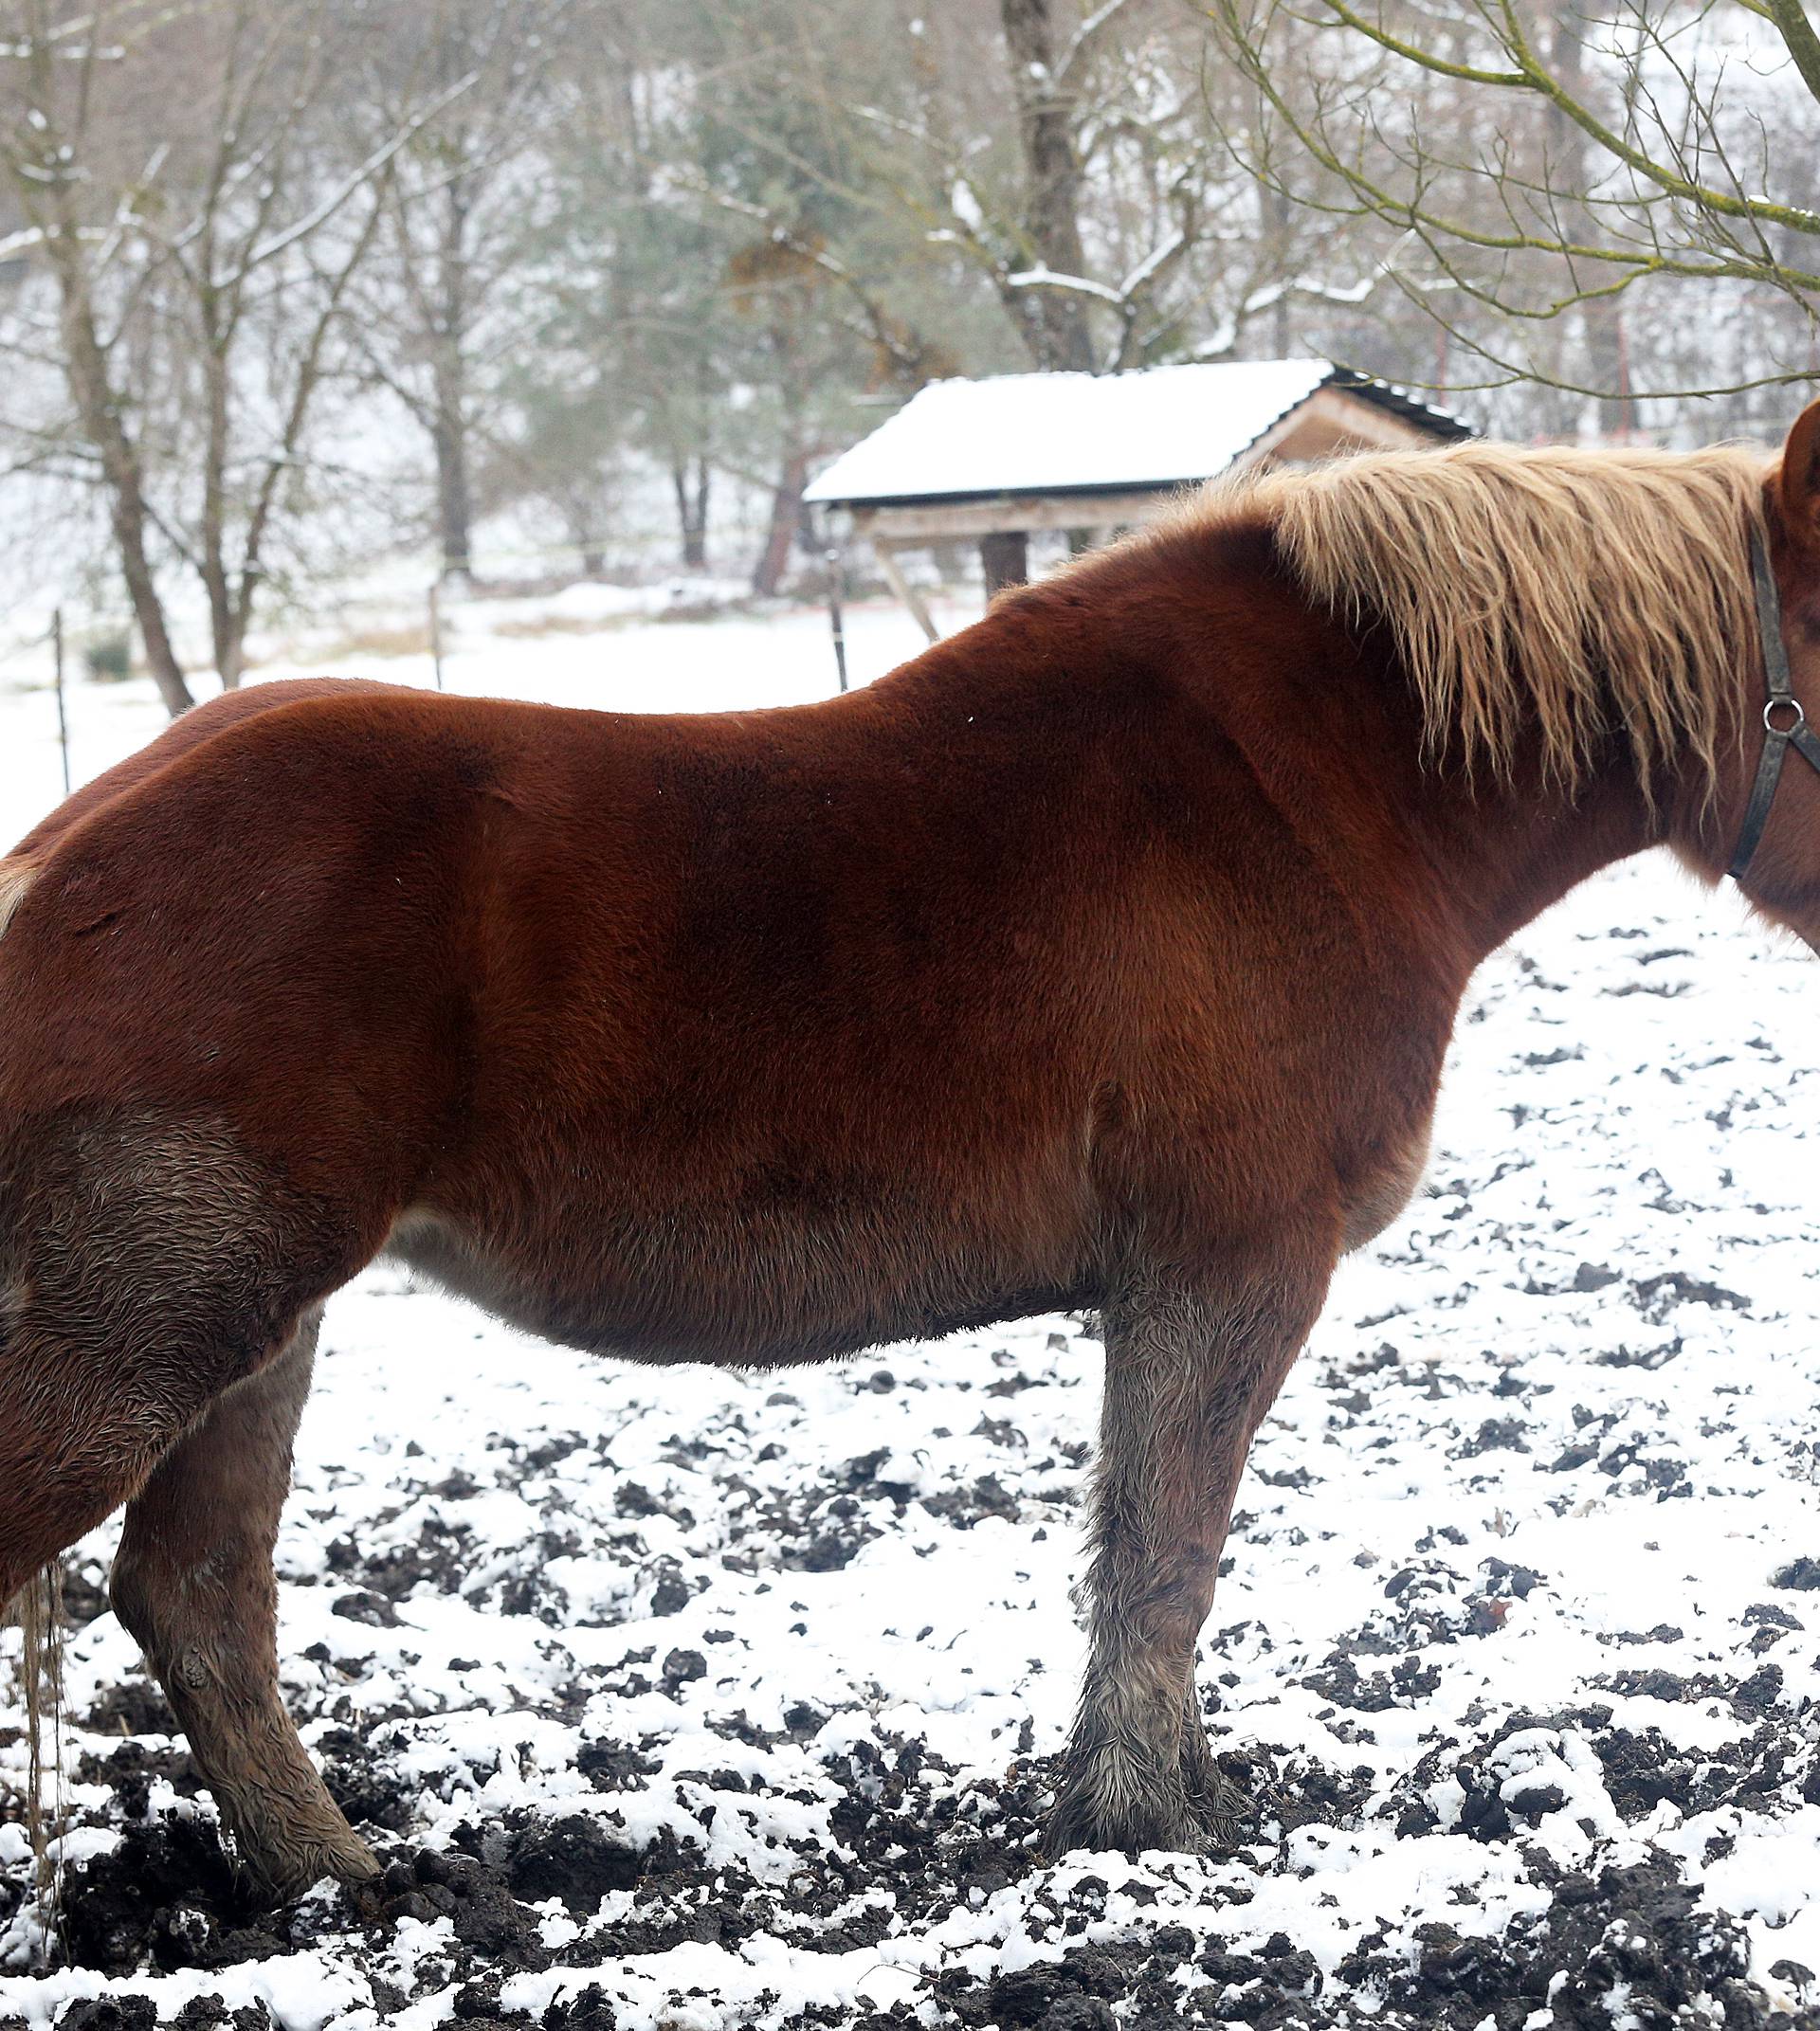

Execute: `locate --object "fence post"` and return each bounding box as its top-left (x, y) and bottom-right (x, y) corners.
top-left (428, 581), bottom-right (445, 692)
top-left (825, 544), bottom-right (848, 695)
top-left (52, 607), bottom-right (69, 796)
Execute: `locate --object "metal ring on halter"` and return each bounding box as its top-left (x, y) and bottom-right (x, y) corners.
top-left (1765, 696), bottom-right (1806, 735)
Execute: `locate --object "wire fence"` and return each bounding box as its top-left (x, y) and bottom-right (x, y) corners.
top-left (1, 532), bottom-right (990, 817)
top-left (50, 610), bottom-right (69, 798)
top-left (11, 573), bottom-right (469, 794)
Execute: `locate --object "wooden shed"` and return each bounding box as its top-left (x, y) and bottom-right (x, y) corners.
top-left (806, 358), bottom-right (1470, 649)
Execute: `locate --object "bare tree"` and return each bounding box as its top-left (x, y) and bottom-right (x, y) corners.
top-left (997, 0), bottom-right (1100, 369)
top-left (352, 0), bottom-right (570, 582)
top-left (782, 0), bottom-right (1402, 376)
top-left (0, 5), bottom-right (191, 710)
top-left (884, 0), bottom-right (1232, 371)
top-left (0, 0), bottom-right (465, 712)
top-left (1209, 0), bottom-right (1820, 403)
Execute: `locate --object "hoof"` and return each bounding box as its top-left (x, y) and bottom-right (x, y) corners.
top-left (1184, 1767), bottom-right (1257, 1852)
top-left (1042, 1761), bottom-right (1210, 1860)
top-left (228, 1822), bottom-right (382, 1907)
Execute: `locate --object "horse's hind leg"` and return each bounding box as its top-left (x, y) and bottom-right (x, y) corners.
top-left (110, 1306), bottom-right (378, 1899)
top-left (0, 1321), bottom-right (213, 1612)
top-left (1046, 1256), bottom-right (1329, 1856)
top-left (0, 1111), bottom-right (382, 1894)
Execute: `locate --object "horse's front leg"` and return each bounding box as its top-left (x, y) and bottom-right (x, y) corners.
top-left (1046, 1256), bottom-right (1329, 1856)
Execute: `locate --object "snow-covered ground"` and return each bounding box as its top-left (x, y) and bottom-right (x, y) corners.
top-left (1, 592), bottom-right (1818, 2031)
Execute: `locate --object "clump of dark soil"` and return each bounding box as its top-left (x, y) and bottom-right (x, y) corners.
top-left (57, 1821), bottom-right (293, 1976)
top-left (368, 1847), bottom-right (550, 1968)
top-left (502, 1815), bottom-right (642, 1912)
top-left (1382, 1858), bottom-right (1811, 2031)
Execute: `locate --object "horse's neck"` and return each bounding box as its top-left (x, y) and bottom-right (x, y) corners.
top-left (1276, 675), bottom-right (1663, 978)
top-left (879, 534), bottom-right (1666, 980)
top-left (1118, 519), bottom-right (1665, 977)
top-left (1424, 763), bottom-right (1660, 966)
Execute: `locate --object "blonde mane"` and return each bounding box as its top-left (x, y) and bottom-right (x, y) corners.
top-left (1197, 440), bottom-right (1771, 799)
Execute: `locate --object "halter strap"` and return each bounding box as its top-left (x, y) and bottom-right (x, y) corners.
top-left (1728, 526), bottom-right (1820, 880)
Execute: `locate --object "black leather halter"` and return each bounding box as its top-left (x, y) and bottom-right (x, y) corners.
top-left (1729, 526), bottom-right (1820, 880)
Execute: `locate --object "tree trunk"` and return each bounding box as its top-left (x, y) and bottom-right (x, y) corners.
top-left (673, 458), bottom-right (710, 570)
top-left (1270, 189), bottom-right (1294, 355)
top-left (202, 500), bottom-right (240, 692)
top-left (563, 497), bottom-right (607, 577)
top-left (433, 394), bottom-right (473, 580)
top-left (118, 514), bottom-right (192, 716)
top-left (433, 176), bottom-right (474, 578)
top-left (200, 329), bottom-right (237, 691)
top-left (999, 0), bottom-right (1097, 372)
top-left (215, 619), bottom-right (246, 692)
top-left (752, 450), bottom-right (810, 597)
top-left (47, 246), bottom-right (192, 715)
top-left (1549, 2), bottom-right (1627, 434)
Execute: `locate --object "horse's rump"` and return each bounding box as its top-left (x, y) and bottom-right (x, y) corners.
top-left (9, 677), bottom-right (393, 862)
top-left (0, 678), bottom-right (392, 944)
top-left (0, 686), bottom-right (486, 1254)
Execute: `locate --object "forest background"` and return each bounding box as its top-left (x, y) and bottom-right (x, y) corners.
top-left (0, 0), bottom-right (1813, 711)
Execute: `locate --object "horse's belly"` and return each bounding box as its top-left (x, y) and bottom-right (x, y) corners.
top-left (380, 1196), bottom-right (1085, 1367)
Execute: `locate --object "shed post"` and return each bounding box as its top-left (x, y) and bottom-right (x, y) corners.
top-left (428, 581), bottom-right (445, 692)
top-left (980, 531), bottom-right (1028, 597)
top-left (871, 541), bottom-right (941, 645)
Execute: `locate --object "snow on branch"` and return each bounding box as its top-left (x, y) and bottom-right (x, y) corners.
top-left (1117, 230), bottom-right (1186, 301)
top-left (1005, 264), bottom-right (1124, 304)
top-left (1190, 252), bottom-right (1399, 362)
top-left (1057, 0), bottom-right (1137, 85)
top-left (238, 69), bottom-right (480, 278)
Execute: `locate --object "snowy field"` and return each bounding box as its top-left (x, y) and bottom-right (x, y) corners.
top-left (2, 592), bottom-right (1819, 2031)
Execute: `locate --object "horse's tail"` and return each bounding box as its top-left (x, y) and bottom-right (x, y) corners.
top-left (1, 867), bottom-right (64, 1944)
top-left (6, 1558), bottom-right (65, 1946)
top-left (0, 855), bottom-right (35, 939)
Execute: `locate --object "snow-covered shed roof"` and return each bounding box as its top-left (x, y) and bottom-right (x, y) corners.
top-left (805, 359), bottom-right (1468, 511)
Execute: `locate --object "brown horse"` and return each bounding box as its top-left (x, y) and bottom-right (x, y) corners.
top-left (5, 404), bottom-right (1820, 1902)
